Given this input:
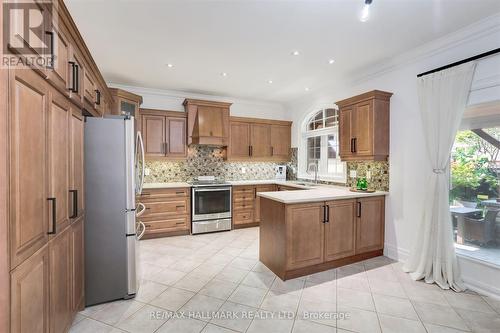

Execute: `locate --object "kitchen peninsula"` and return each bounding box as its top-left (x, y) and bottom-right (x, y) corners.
top-left (258, 186), bottom-right (387, 280)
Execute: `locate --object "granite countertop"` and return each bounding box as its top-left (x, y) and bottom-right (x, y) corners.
top-left (258, 185), bottom-right (388, 204)
top-left (142, 182), bottom-right (191, 189)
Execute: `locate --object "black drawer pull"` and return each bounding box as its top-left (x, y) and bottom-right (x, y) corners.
top-left (176, 205), bottom-right (184, 208)
top-left (325, 205), bottom-right (330, 223)
top-left (95, 89), bottom-right (101, 105)
top-left (45, 31), bottom-right (54, 69)
top-left (47, 198), bottom-right (56, 234)
top-left (357, 202), bottom-right (362, 217)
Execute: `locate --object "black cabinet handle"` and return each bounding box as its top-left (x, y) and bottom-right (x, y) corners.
top-left (69, 62), bottom-right (79, 93)
top-left (47, 198), bottom-right (56, 235)
top-left (353, 138), bottom-right (357, 153)
top-left (254, 188), bottom-right (257, 199)
top-left (322, 205), bottom-right (327, 223)
top-left (250, 146), bottom-right (253, 156)
top-left (357, 201), bottom-right (362, 217)
top-left (69, 190), bottom-right (78, 218)
top-left (95, 89), bottom-right (101, 105)
top-left (248, 146), bottom-right (251, 156)
top-left (45, 31), bottom-right (54, 69)
top-left (350, 138), bottom-right (354, 153)
top-left (271, 146), bottom-right (274, 156)
top-left (326, 205), bottom-right (330, 223)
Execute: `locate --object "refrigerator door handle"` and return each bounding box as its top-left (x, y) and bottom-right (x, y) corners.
top-left (136, 221), bottom-right (146, 240)
top-left (136, 202), bottom-right (146, 217)
top-left (136, 131), bottom-right (145, 195)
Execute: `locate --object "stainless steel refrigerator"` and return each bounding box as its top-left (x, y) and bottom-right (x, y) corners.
top-left (84, 115), bottom-right (146, 306)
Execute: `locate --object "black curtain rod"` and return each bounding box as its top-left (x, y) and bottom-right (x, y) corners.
top-left (416, 47), bottom-right (500, 78)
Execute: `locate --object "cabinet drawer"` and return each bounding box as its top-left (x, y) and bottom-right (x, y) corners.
top-left (142, 198), bottom-right (189, 216)
top-left (233, 210), bottom-right (254, 225)
top-left (233, 192), bottom-right (256, 201)
top-left (233, 186), bottom-right (254, 194)
top-left (233, 200), bottom-right (254, 211)
top-left (256, 185), bottom-right (276, 193)
top-left (142, 215), bottom-right (189, 233)
top-left (140, 188), bottom-right (189, 201)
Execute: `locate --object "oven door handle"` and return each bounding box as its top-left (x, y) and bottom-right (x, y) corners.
top-left (193, 188), bottom-right (231, 192)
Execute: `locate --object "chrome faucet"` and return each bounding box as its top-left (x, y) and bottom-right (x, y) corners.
top-left (307, 161), bottom-right (319, 184)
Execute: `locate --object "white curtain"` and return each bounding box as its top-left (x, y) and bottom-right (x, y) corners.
top-left (403, 62), bottom-right (476, 291)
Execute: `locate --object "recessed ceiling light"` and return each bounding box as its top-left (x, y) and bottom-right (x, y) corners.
top-left (360, 0), bottom-right (373, 22)
top-left (221, 72), bottom-right (228, 77)
top-left (267, 80), bottom-right (273, 84)
top-left (291, 50), bottom-right (300, 56)
top-left (328, 59), bottom-right (335, 64)
top-left (166, 63), bottom-right (174, 68)
top-left (304, 87), bottom-right (310, 92)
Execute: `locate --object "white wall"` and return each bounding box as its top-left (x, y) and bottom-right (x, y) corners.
top-left (286, 14), bottom-right (500, 297)
top-left (106, 83), bottom-right (290, 121)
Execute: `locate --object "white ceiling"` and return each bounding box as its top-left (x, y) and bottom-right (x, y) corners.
top-left (65, 0), bottom-right (500, 103)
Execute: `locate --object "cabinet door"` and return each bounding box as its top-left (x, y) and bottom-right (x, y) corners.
top-left (356, 196), bottom-right (385, 253)
top-left (353, 101), bottom-right (373, 156)
top-left (71, 217), bottom-right (84, 312)
top-left (46, 23), bottom-right (70, 95)
top-left (229, 122), bottom-right (251, 159)
top-left (250, 123), bottom-right (271, 158)
top-left (339, 106), bottom-right (354, 159)
top-left (49, 227), bottom-right (72, 333)
top-left (9, 68), bottom-right (49, 268)
top-left (142, 115), bottom-right (165, 157)
top-left (198, 106), bottom-right (223, 137)
top-left (166, 117), bottom-right (187, 158)
top-left (325, 199), bottom-right (356, 261)
top-left (68, 46), bottom-right (84, 106)
top-left (286, 203), bottom-right (325, 270)
top-left (83, 68), bottom-right (96, 109)
top-left (270, 124), bottom-right (291, 161)
top-left (70, 111), bottom-right (84, 218)
top-left (10, 245), bottom-right (49, 333)
top-left (48, 88), bottom-right (71, 234)
top-left (254, 185), bottom-right (276, 223)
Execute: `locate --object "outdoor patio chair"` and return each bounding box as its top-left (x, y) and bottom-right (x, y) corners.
top-left (463, 209), bottom-right (499, 246)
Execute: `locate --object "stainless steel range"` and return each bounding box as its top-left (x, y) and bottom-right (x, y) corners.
top-left (190, 176), bottom-right (232, 234)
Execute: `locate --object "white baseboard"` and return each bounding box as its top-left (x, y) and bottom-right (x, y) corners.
top-left (462, 277), bottom-right (500, 301)
top-left (383, 242), bottom-right (409, 262)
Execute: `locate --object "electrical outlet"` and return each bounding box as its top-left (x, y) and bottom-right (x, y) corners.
top-left (350, 170), bottom-right (357, 178)
top-left (241, 167), bottom-right (246, 174)
top-left (144, 168), bottom-right (151, 176)
top-left (366, 170), bottom-right (372, 180)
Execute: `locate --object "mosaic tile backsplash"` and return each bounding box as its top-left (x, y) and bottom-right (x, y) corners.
top-left (144, 145), bottom-right (295, 183)
top-left (144, 146), bottom-right (389, 191)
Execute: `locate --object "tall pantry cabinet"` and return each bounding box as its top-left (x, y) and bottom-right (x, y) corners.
top-left (1, 1), bottom-right (113, 332)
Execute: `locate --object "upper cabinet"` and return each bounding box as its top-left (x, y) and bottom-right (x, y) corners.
top-left (109, 88), bottom-right (143, 117)
top-left (337, 90), bottom-right (392, 161)
top-left (140, 109), bottom-right (187, 160)
top-left (228, 117), bottom-right (292, 162)
top-left (183, 99), bottom-right (231, 146)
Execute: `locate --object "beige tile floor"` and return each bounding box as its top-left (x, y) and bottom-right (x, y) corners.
top-left (71, 227), bottom-right (500, 333)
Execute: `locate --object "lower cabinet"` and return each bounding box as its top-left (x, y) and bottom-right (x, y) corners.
top-left (10, 245), bottom-right (50, 333)
top-left (70, 217), bottom-right (85, 312)
top-left (260, 195), bottom-right (385, 280)
top-left (49, 227), bottom-right (73, 333)
top-left (10, 220), bottom-right (85, 333)
top-left (233, 184), bottom-right (277, 228)
top-left (138, 187), bottom-right (191, 238)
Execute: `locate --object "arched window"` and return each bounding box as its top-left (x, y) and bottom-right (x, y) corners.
top-left (298, 107), bottom-right (346, 182)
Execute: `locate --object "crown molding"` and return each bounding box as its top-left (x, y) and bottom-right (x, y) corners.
top-left (350, 12), bottom-right (500, 85)
top-left (106, 83), bottom-right (285, 109)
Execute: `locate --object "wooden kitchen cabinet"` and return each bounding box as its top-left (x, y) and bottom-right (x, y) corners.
top-left (285, 203), bottom-right (325, 270)
top-left (8, 68), bottom-right (50, 269)
top-left (337, 90), bottom-right (392, 161)
top-left (325, 199), bottom-right (356, 261)
top-left (140, 109), bottom-right (187, 160)
top-left (228, 117), bottom-right (292, 162)
top-left (49, 226), bottom-right (73, 333)
top-left (10, 245), bottom-right (50, 333)
top-left (233, 184), bottom-right (277, 227)
top-left (109, 88), bottom-right (143, 117)
top-left (184, 99), bottom-right (231, 146)
top-left (70, 217), bottom-right (85, 312)
top-left (259, 195), bottom-right (385, 280)
top-left (70, 111), bottom-right (85, 218)
top-left (46, 21), bottom-right (71, 96)
top-left (356, 196), bottom-right (385, 253)
top-left (138, 187), bottom-right (191, 238)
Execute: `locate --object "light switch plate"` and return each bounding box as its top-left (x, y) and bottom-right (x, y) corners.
top-left (350, 170), bottom-right (357, 178)
top-left (144, 168), bottom-right (151, 176)
top-left (366, 170), bottom-right (372, 180)
top-left (241, 167), bottom-right (246, 174)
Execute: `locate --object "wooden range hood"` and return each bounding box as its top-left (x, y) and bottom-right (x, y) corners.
top-left (183, 99), bottom-right (231, 146)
